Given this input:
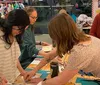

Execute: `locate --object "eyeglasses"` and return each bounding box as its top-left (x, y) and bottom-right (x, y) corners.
top-left (13, 26), bottom-right (25, 31)
top-left (30, 16), bottom-right (38, 19)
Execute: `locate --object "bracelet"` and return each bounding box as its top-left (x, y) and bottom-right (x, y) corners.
top-left (37, 81), bottom-right (42, 85)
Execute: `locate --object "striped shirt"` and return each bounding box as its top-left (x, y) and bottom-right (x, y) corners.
top-left (0, 30), bottom-right (20, 83)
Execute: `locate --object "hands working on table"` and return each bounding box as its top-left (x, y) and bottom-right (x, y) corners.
top-left (0, 73), bottom-right (8, 85)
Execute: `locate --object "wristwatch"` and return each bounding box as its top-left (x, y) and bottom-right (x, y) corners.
top-left (43, 78), bottom-right (47, 81)
top-left (39, 41), bottom-right (42, 45)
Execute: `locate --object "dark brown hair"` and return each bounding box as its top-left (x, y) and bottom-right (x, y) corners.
top-left (0, 9), bottom-right (29, 45)
top-left (48, 13), bottom-right (90, 57)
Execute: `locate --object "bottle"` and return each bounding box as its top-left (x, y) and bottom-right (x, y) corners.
top-left (50, 62), bottom-right (59, 78)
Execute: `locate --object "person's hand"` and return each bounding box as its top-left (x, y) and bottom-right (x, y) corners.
top-left (41, 42), bottom-right (50, 46)
top-left (0, 74), bottom-right (7, 85)
top-left (51, 56), bottom-right (63, 65)
top-left (28, 78), bottom-right (43, 84)
top-left (20, 70), bottom-right (29, 80)
top-left (24, 70), bottom-right (36, 81)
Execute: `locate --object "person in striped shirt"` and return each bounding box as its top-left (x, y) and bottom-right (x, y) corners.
top-left (0, 9), bottom-right (29, 84)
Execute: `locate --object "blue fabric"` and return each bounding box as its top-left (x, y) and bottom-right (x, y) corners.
top-left (77, 70), bottom-right (100, 85)
top-left (25, 68), bottom-right (50, 79)
top-left (70, 14), bottom-right (77, 23)
top-left (76, 78), bottom-right (100, 85)
top-left (36, 55), bottom-right (43, 58)
top-left (37, 70), bottom-right (50, 79)
top-left (79, 70), bottom-right (93, 76)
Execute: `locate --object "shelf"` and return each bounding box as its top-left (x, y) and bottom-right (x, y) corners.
top-left (31, 5), bottom-right (74, 8)
top-left (0, 0), bottom-right (23, 3)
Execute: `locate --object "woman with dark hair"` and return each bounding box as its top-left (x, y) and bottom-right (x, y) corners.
top-left (0, 9), bottom-right (30, 84)
top-left (25, 13), bottom-right (100, 85)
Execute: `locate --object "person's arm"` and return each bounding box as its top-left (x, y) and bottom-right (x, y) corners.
top-left (21, 26), bottom-right (50, 59)
top-left (24, 48), bottom-right (57, 81)
top-left (38, 50), bottom-right (47, 56)
top-left (89, 14), bottom-right (99, 37)
top-left (22, 29), bottom-right (39, 57)
top-left (0, 39), bottom-right (8, 84)
top-left (42, 69), bottom-right (78, 85)
top-left (36, 41), bottom-right (50, 46)
top-left (36, 41), bottom-right (42, 45)
top-left (30, 69), bottom-right (78, 85)
top-left (34, 48), bottom-right (57, 71)
top-left (17, 59), bottom-right (26, 75)
top-left (0, 73), bottom-right (8, 85)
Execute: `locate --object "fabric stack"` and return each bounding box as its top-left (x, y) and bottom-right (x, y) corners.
top-left (0, 0), bottom-right (24, 18)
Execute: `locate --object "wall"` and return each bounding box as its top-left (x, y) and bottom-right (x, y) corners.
top-left (92, 0), bottom-right (100, 18)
